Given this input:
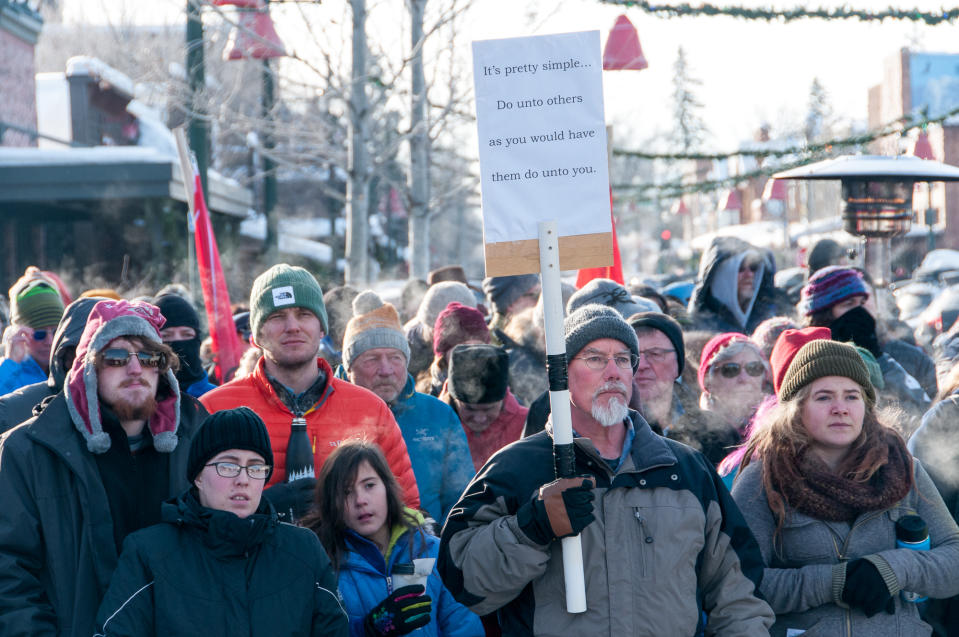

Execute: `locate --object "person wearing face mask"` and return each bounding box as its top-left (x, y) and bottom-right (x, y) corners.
top-left (154, 294), bottom-right (217, 398)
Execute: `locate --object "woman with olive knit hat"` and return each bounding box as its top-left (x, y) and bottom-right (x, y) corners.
top-left (731, 339), bottom-right (959, 636)
top-left (94, 407), bottom-right (349, 636)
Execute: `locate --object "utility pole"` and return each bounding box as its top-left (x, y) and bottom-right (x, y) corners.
top-left (262, 53), bottom-right (278, 261)
top-left (346, 0), bottom-right (370, 285)
top-left (186, 0), bottom-right (208, 196)
top-left (407, 0), bottom-right (430, 279)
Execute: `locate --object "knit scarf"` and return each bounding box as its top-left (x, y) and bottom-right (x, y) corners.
top-left (780, 432), bottom-right (912, 522)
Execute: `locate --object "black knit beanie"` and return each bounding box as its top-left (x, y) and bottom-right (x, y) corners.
top-left (155, 294), bottom-right (201, 334)
top-left (628, 311), bottom-right (685, 376)
top-left (188, 407), bottom-right (274, 481)
top-left (778, 339), bottom-right (875, 403)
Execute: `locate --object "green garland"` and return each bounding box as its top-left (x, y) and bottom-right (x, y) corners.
top-left (602, 1), bottom-right (959, 25)
top-left (613, 103), bottom-right (959, 163)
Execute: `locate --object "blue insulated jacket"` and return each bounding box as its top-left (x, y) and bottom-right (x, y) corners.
top-left (390, 375), bottom-right (474, 524)
top-left (338, 525), bottom-right (483, 637)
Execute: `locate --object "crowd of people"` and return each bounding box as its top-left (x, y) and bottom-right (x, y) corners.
top-left (1, 234), bottom-right (959, 636)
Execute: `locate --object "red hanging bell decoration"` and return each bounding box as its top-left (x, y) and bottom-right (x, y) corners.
top-left (761, 178), bottom-right (787, 202)
top-left (602, 15), bottom-right (648, 71)
top-left (224, 6), bottom-right (286, 60)
top-left (720, 189), bottom-right (742, 211)
top-left (913, 130), bottom-right (935, 161)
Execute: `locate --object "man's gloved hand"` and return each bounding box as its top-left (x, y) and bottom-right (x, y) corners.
top-left (841, 557), bottom-right (895, 617)
top-left (364, 585), bottom-right (432, 637)
top-left (261, 477), bottom-right (316, 522)
top-left (517, 476), bottom-right (596, 545)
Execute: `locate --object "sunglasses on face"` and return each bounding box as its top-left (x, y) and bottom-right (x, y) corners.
top-left (100, 348), bottom-right (165, 369)
top-left (717, 361), bottom-right (765, 379)
top-left (31, 329), bottom-right (49, 341)
top-left (740, 262), bottom-right (760, 273)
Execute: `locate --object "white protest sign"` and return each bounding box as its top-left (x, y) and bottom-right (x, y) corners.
top-left (473, 31), bottom-right (613, 276)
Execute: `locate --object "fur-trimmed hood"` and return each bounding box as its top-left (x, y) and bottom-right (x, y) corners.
top-left (63, 299), bottom-right (181, 454)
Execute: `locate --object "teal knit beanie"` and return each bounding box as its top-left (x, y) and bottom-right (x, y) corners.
top-left (249, 264), bottom-right (328, 338)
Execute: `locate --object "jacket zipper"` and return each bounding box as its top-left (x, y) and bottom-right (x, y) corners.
top-left (634, 509), bottom-right (649, 577)
top-left (834, 510), bottom-right (885, 637)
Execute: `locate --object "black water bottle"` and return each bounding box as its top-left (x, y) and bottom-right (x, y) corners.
top-left (285, 417), bottom-right (315, 481)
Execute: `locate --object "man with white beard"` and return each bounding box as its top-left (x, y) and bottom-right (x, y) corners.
top-left (438, 304), bottom-right (774, 636)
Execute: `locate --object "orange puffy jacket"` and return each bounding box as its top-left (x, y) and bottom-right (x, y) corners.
top-left (200, 357), bottom-right (420, 507)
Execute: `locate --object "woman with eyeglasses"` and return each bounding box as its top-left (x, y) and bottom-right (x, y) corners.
top-left (302, 439), bottom-right (483, 637)
top-left (731, 338), bottom-right (959, 636)
top-left (94, 407), bottom-right (349, 636)
top-left (698, 333), bottom-right (773, 437)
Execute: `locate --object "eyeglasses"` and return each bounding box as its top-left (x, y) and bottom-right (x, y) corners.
top-left (637, 348), bottom-right (675, 364)
top-left (574, 353), bottom-right (637, 370)
top-left (717, 361), bottom-right (765, 379)
top-left (100, 348), bottom-right (166, 369)
top-left (205, 462), bottom-right (271, 480)
top-left (32, 329), bottom-right (49, 341)
top-left (740, 262), bottom-right (760, 273)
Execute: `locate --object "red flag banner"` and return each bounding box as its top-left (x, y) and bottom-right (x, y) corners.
top-left (191, 171), bottom-right (243, 382)
top-left (576, 191), bottom-right (624, 287)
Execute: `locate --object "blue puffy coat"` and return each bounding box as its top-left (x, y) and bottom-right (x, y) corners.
top-left (338, 523), bottom-right (483, 637)
top-left (389, 375), bottom-right (474, 524)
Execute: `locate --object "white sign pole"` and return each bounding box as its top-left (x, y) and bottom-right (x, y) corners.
top-left (538, 220), bottom-right (586, 613)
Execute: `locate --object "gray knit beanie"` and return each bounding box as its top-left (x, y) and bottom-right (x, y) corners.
top-left (567, 278), bottom-right (650, 318)
top-left (565, 304), bottom-right (639, 368)
top-left (416, 282), bottom-right (475, 331)
top-left (249, 264), bottom-right (328, 338)
top-left (482, 274), bottom-right (540, 315)
top-left (342, 291), bottom-right (411, 370)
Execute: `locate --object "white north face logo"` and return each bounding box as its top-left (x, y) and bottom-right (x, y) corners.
top-left (272, 286), bottom-right (295, 306)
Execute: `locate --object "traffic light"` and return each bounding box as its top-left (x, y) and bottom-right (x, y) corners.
top-left (659, 229), bottom-right (672, 251)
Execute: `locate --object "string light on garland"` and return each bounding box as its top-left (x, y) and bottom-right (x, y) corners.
top-left (601, 1), bottom-right (959, 25)
top-left (613, 103), bottom-right (959, 162)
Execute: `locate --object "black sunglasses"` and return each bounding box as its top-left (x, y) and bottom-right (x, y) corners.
top-left (718, 361), bottom-right (765, 379)
top-left (100, 348), bottom-right (165, 369)
top-left (32, 329), bottom-right (49, 341)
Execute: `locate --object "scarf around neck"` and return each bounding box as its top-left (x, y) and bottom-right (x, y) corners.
top-left (779, 432), bottom-right (912, 522)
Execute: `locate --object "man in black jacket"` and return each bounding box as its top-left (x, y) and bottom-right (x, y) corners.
top-left (0, 299), bottom-right (207, 637)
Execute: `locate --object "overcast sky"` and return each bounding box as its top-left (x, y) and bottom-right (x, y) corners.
top-left (63, 0), bottom-right (959, 152)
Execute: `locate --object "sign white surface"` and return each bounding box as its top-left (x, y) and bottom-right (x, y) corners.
top-left (472, 31), bottom-right (611, 244)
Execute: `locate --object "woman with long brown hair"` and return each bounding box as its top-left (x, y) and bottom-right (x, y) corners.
top-left (302, 440), bottom-right (482, 637)
top-left (731, 339), bottom-right (959, 636)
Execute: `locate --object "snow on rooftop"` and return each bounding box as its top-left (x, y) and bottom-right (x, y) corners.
top-left (66, 56), bottom-right (137, 99)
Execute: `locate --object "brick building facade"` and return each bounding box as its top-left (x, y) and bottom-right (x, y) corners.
top-left (0, 1), bottom-right (42, 147)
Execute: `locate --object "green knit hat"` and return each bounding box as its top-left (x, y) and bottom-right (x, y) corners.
top-left (249, 264), bottom-right (328, 338)
top-left (778, 339), bottom-right (875, 403)
top-left (11, 281), bottom-right (65, 329)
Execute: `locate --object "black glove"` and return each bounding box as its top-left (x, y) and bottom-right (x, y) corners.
top-left (841, 558), bottom-right (895, 617)
top-left (517, 476), bottom-right (596, 545)
top-left (364, 585), bottom-right (432, 637)
top-left (261, 477), bottom-right (316, 522)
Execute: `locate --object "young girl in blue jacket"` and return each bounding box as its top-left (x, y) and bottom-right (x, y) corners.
top-left (304, 440), bottom-right (483, 637)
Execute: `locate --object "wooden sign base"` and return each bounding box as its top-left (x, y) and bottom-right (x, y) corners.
top-left (484, 231), bottom-right (613, 276)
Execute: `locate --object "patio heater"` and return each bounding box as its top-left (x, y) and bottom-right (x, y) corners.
top-left (774, 155), bottom-right (959, 293)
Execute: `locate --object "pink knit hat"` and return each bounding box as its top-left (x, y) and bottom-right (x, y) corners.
top-left (698, 332), bottom-right (749, 391)
top-left (768, 326), bottom-right (832, 395)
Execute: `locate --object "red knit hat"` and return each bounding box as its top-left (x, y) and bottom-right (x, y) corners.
top-left (769, 327), bottom-right (832, 394)
top-left (433, 302), bottom-right (490, 358)
top-left (698, 332), bottom-right (749, 391)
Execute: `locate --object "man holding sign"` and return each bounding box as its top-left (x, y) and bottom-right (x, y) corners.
top-left (438, 305), bottom-right (773, 635)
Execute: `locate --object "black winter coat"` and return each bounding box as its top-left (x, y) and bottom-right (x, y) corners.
top-left (94, 490), bottom-right (348, 637)
top-left (0, 392), bottom-right (206, 637)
